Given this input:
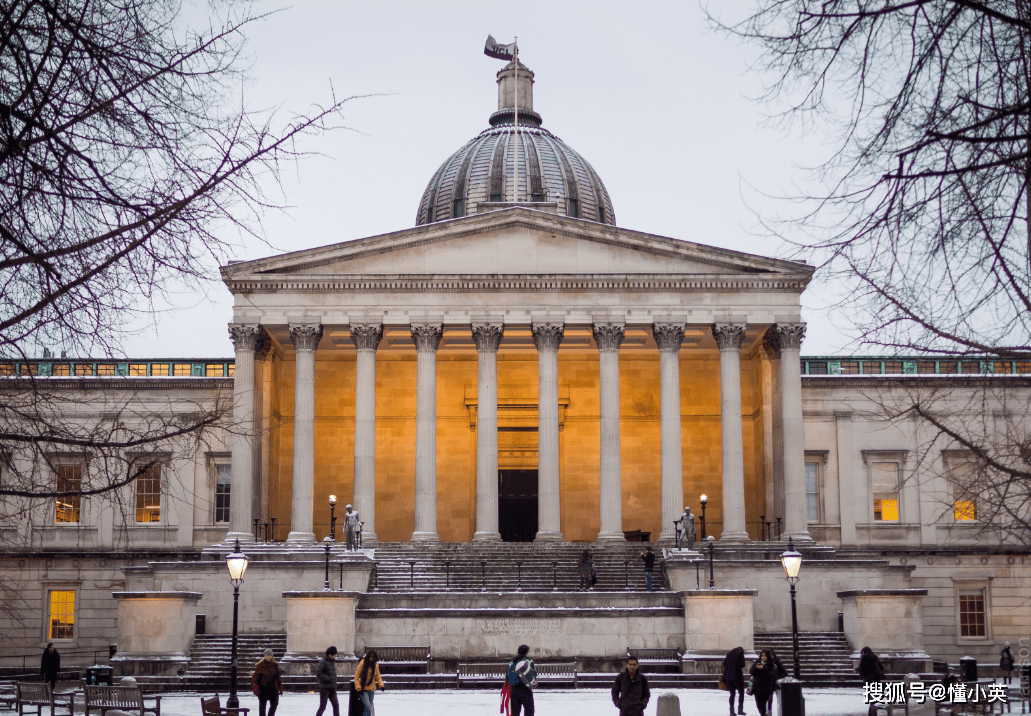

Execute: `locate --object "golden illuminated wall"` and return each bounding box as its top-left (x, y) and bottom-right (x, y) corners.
top-left (267, 342), bottom-right (769, 543)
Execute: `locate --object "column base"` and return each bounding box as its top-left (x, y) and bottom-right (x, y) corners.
top-left (410, 531), bottom-right (440, 542)
top-left (781, 531), bottom-right (814, 542)
top-left (534, 531), bottom-right (564, 542)
top-left (719, 530), bottom-right (750, 543)
top-left (224, 531), bottom-right (255, 544)
top-left (362, 532), bottom-right (379, 548)
top-left (596, 531), bottom-right (627, 542)
top-left (473, 531), bottom-right (502, 542)
top-left (657, 530), bottom-right (678, 544)
top-left (285, 531), bottom-right (315, 545)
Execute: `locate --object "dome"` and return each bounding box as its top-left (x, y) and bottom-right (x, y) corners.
top-left (416, 61), bottom-right (615, 226)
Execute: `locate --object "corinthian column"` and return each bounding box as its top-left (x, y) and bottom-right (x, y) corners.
top-left (227, 324), bottom-right (261, 543)
top-left (594, 321), bottom-right (626, 542)
top-left (287, 324), bottom-right (323, 544)
top-left (411, 323), bottom-right (443, 542)
top-left (773, 323), bottom-right (812, 541)
top-left (472, 321), bottom-right (504, 541)
top-left (351, 323), bottom-right (383, 546)
top-left (653, 322), bottom-right (686, 543)
top-left (713, 323), bottom-right (749, 542)
top-left (532, 321), bottom-right (564, 541)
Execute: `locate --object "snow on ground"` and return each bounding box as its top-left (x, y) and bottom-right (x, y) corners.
top-left (157, 687), bottom-right (873, 716)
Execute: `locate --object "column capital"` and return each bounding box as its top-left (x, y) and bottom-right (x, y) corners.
top-left (531, 322), bottom-right (564, 352)
top-left (471, 322), bottom-right (504, 352)
top-left (289, 324), bottom-right (324, 352)
top-left (772, 323), bottom-right (807, 351)
top-left (712, 323), bottom-right (746, 351)
top-left (652, 323), bottom-right (687, 352)
top-left (350, 323), bottom-right (383, 351)
top-left (229, 324), bottom-right (262, 352)
top-left (592, 322), bottom-right (625, 351)
top-left (410, 323), bottom-right (443, 352)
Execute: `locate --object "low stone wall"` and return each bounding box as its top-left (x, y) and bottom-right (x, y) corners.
top-left (280, 591), bottom-right (361, 676)
top-left (838, 589), bottom-right (931, 673)
top-left (681, 590), bottom-right (757, 674)
top-left (110, 591), bottom-right (201, 676)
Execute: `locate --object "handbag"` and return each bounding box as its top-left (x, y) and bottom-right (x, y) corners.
top-left (718, 677), bottom-right (728, 691)
top-left (746, 678), bottom-right (754, 695)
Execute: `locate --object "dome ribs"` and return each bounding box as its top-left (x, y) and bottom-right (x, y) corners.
top-left (487, 131), bottom-right (510, 203)
top-left (523, 134), bottom-right (546, 202)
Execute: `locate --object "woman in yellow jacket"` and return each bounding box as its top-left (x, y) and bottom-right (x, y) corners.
top-left (354, 649), bottom-right (385, 716)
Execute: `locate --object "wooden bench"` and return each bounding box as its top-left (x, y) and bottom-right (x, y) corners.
top-left (456, 663), bottom-right (507, 689)
top-left (199, 695), bottom-right (250, 716)
top-left (83, 686), bottom-right (161, 716)
top-left (361, 646), bottom-right (430, 673)
top-left (15, 684), bottom-right (75, 716)
top-left (535, 662), bottom-right (578, 688)
top-left (626, 647), bottom-right (683, 673)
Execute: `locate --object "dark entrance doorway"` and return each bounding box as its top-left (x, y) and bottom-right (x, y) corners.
top-left (498, 470), bottom-right (538, 542)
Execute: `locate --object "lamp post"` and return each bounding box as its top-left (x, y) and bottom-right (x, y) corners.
top-left (328, 494), bottom-right (337, 542)
top-left (706, 535), bottom-right (715, 589)
top-left (323, 538), bottom-right (332, 591)
top-left (781, 537), bottom-right (803, 679)
top-left (225, 539), bottom-right (249, 710)
top-left (699, 494), bottom-right (708, 540)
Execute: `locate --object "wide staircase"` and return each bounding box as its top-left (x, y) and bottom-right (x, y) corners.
top-left (178, 633), bottom-right (288, 690)
top-left (371, 541), bottom-right (665, 592)
top-left (753, 631), bottom-right (862, 686)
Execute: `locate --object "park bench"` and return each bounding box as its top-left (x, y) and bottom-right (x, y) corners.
top-left (361, 646), bottom-right (430, 673)
top-left (83, 685), bottom-right (161, 716)
top-left (626, 647), bottom-right (683, 673)
top-left (199, 695), bottom-right (250, 716)
top-left (15, 683), bottom-right (75, 716)
top-left (535, 662), bottom-right (578, 688)
top-left (456, 663), bottom-right (507, 689)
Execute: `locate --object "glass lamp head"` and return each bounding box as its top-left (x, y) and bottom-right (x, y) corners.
top-left (781, 538), bottom-right (802, 582)
top-left (329, 494), bottom-right (337, 506)
top-left (226, 539), bottom-right (249, 585)
top-left (700, 494), bottom-right (708, 505)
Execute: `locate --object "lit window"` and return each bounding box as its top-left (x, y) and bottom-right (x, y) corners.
top-left (947, 455), bottom-right (978, 521)
top-left (20, 363), bottom-right (38, 375)
top-left (872, 462), bottom-right (899, 521)
top-left (96, 364), bottom-right (115, 376)
top-left (55, 465), bottom-right (82, 523)
top-left (205, 364), bottom-right (225, 377)
top-left (938, 362), bottom-right (958, 374)
top-left (227, 364), bottom-right (235, 377)
top-left (173, 363), bottom-right (192, 376)
top-left (0, 363), bottom-right (14, 376)
top-left (129, 364), bottom-right (148, 376)
top-left (215, 465), bottom-right (231, 523)
top-left (805, 462), bottom-right (820, 522)
top-left (959, 589), bottom-right (986, 637)
top-left (52, 364), bottom-right (70, 376)
top-left (992, 362), bottom-right (1012, 374)
top-left (151, 363), bottom-right (170, 376)
top-left (48, 590), bottom-right (75, 640)
top-left (135, 465), bottom-right (161, 523)
top-left (74, 363), bottom-right (94, 376)
top-left (839, 361), bottom-right (859, 374)
top-left (883, 361), bottom-right (904, 374)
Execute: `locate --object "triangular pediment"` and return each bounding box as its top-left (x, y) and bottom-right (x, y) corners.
top-left (222, 207), bottom-right (812, 281)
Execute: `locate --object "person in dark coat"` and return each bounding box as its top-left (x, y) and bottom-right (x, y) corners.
top-left (250, 648), bottom-right (283, 716)
top-left (858, 646), bottom-right (886, 684)
top-left (314, 646), bottom-right (339, 716)
top-left (40, 643), bottom-right (59, 691)
top-left (722, 647), bottom-right (746, 715)
top-left (640, 548), bottom-right (656, 592)
top-left (577, 550), bottom-right (591, 591)
top-left (1001, 642), bottom-right (1015, 684)
top-left (749, 651), bottom-right (777, 716)
top-left (765, 649), bottom-right (787, 713)
top-left (508, 644), bottom-right (536, 716)
top-left (611, 656), bottom-right (650, 716)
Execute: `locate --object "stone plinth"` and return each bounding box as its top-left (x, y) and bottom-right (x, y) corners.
top-left (281, 591), bottom-right (360, 675)
top-left (681, 589), bottom-right (757, 674)
top-left (110, 591), bottom-right (201, 676)
top-left (837, 589), bottom-right (931, 673)
top-left (663, 552), bottom-right (705, 591)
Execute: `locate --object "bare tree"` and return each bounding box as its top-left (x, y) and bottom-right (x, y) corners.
top-left (712, 1), bottom-right (1031, 540)
top-left (0, 1), bottom-right (353, 506)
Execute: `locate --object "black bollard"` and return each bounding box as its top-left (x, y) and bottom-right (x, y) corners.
top-left (481, 560), bottom-right (487, 591)
top-left (445, 560), bottom-right (451, 591)
top-left (409, 560), bottom-right (415, 590)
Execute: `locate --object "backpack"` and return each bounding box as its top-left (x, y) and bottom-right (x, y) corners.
top-left (507, 657), bottom-right (537, 688)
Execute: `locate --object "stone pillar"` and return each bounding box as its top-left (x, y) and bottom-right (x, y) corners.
top-left (835, 411), bottom-right (857, 546)
top-left (761, 332), bottom-right (785, 527)
top-left (351, 323), bottom-right (383, 546)
top-left (287, 324), bottom-right (322, 544)
top-left (681, 589), bottom-right (758, 670)
top-left (653, 322), bottom-right (686, 542)
top-left (472, 321), bottom-right (504, 541)
top-left (712, 323), bottom-right (749, 542)
top-left (411, 323), bottom-right (443, 542)
top-left (837, 589), bottom-right (931, 672)
top-left (594, 321), bottom-right (626, 542)
top-left (110, 591), bottom-right (202, 676)
top-left (255, 335), bottom-right (273, 529)
top-left (774, 323), bottom-right (812, 541)
top-left (228, 324), bottom-right (261, 543)
top-left (533, 321), bottom-right (564, 541)
top-left (281, 591), bottom-right (360, 670)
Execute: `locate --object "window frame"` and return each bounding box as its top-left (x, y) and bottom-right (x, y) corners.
top-left (50, 457), bottom-right (86, 525)
top-left (862, 451), bottom-right (908, 523)
top-left (952, 578), bottom-right (993, 644)
top-left (208, 454), bottom-right (231, 525)
top-left (943, 450), bottom-right (980, 523)
top-left (133, 462), bottom-right (164, 525)
top-left (803, 451), bottom-right (829, 524)
top-left (42, 584), bottom-right (80, 646)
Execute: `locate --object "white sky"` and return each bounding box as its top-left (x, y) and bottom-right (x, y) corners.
top-left (123, 0), bottom-right (848, 358)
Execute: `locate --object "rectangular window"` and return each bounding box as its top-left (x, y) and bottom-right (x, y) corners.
top-left (96, 363), bottom-right (116, 376)
top-left (150, 363), bottom-right (170, 376)
top-left (227, 364), bottom-right (235, 377)
top-left (1017, 362), bottom-right (1031, 374)
top-left (52, 363), bottom-right (70, 376)
top-left (567, 198), bottom-right (579, 218)
top-left (839, 361), bottom-right (859, 374)
top-left (960, 361), bottom-right (981, 375)
top-left (205, 364), bottom-right (225, 377)
top-left (861, 361), bottom-right (882, 374)
top-left (135, 465), bottom-right (161, 523)
top-left (958, 589), bottom-right (986, 637)
top-left (129, 364), bottom-right (148, 376)
top-left (74, 363), bottom-right (94, 376)
top-left (947, 455), bottom-right (978, 521)
top-left (871, 462), bottom-right (899, 521)
top-left (20, 363), bottom-right (38, 375)
top-left (807, 361), bottom-right (828, 375)
top-left (55, 465), bottom-right (82, 523)
top-left (48, 590), bottom-right (75, 640)
top-left (917, 361), bottom-right (937, 374)
top-left (938, 361), bottom-right (958, 374)
top-left (805, 462), bottom-right (820, 522)
top-left (215, 464), bottom-right (231, 523)
top-left (0, 363), bottom-right (14, 376)
top-left (992, 362), bottom-right (1012, 374)
top-left (173, 363), bottom-right (192, 376)
top-left (453, 198), bottom-right (464, 218)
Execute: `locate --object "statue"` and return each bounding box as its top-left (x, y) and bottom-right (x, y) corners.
top-left (343, 504), bottom-right (360, 551)
top-left (674, 507), bottom-right (696, 550)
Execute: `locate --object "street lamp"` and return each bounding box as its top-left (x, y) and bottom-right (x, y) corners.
top-left (706, 535), bottom-right (715, 589)
top-left (699, 494), bottom-right (708, 540)
top-left (780, 537), bottom-right (803, 679)
top-left (225, 539), bottom-right (249, 710)
top-left (323, 538), bottom-right (332, 591)
top-left (328, 494), bottom-right (338, 542)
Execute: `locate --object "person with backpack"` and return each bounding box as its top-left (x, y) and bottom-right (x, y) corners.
top-left (611, 656), bottom-right (650, 716)
top-left (503, 644), bottom-right (537, 716)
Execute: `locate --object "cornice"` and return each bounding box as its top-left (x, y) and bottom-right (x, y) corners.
top-left (0, 377), bottom-right (234, 390)
top-left (802, 376), bottom-right (1031, 388)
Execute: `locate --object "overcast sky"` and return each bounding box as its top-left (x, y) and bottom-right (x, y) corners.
top-left (123, 0), bottom-right (849, 358)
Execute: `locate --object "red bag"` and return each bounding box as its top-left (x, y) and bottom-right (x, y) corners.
top-left (500, 681), bottom-right (511, 716)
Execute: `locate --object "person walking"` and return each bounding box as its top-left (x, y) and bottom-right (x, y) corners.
top-left (315, 646), bottom-right (340, 716)
top-left (611, 656), bottom-right (650, 716)
top-left (251, 648), bottom-right (283, 716)
top-left (858, 646), bottom-right (885, 684)
top-left (765, 649), bottom-right (787, 714)
top-left (640, 547), bottom-right (656, 592)
top-left (748, 650), bottom-right (777, 716)
top-left (506, 644), bottom-right (536, 716)
top-left (353, 649), bottom-right (385, 716)
top-left (343, 505), bottom-right (360, 551)
top-left (722, 646), bottom-right (746, 715)
top-left (40, 643), bottom-right (60, 692)
top-left (577, 550), bottom-right (591, 592)
top-left (1000, 642), bottom-right (1015, 684)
